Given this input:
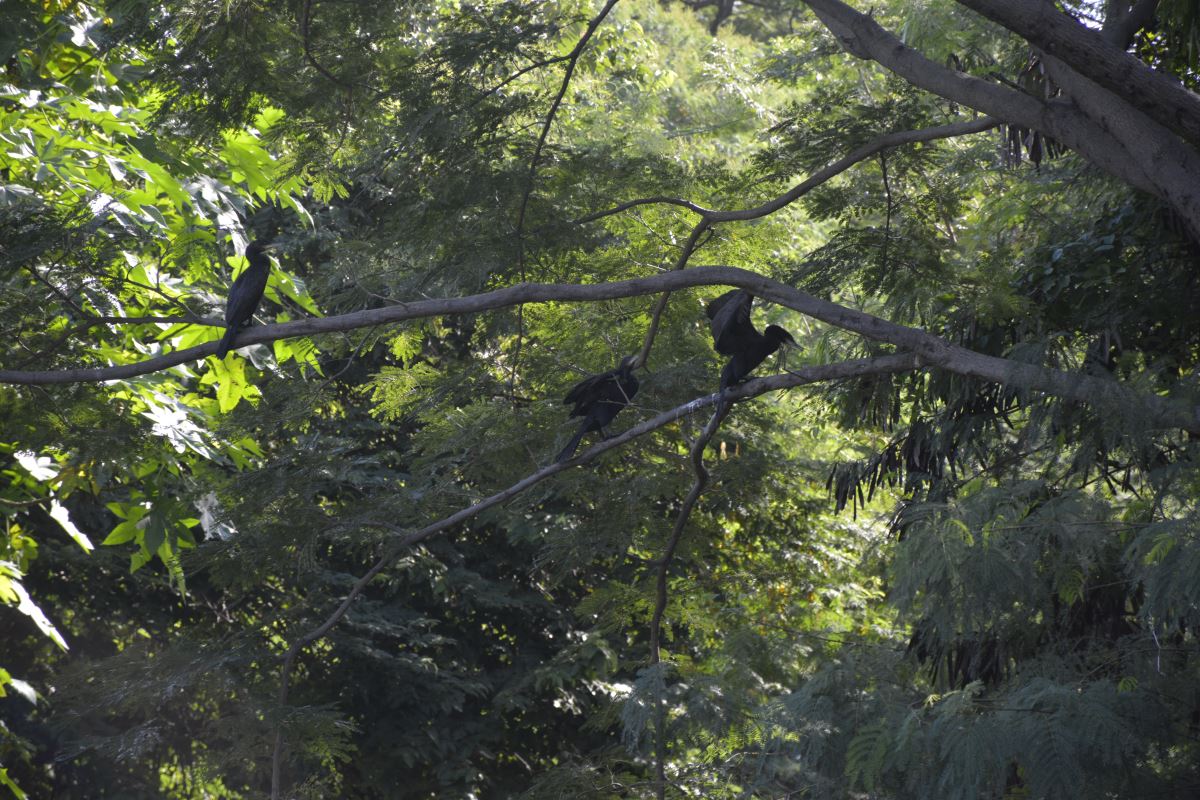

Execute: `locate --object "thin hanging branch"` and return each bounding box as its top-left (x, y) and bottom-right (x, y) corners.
top-left (648, 399), bottom-right (730, 799)
top-left (300, 0), bottom-right (357, 89)
top-left (509, 0), bottom-right (622, 396)
top-left (879, 151), bottom-right (893, 273)
top-left (267, 352), bottom-right (918, 798)
top-left (515, 0), bottom-right (623, 242)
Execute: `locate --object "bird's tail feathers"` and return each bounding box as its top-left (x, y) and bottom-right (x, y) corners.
top-left (556, 427), bottom-right (587, 463)
top-left (215, 325), bottom-right (239, 359)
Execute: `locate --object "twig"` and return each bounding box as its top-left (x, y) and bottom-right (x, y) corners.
top-left (12, 313), bottom-right (219, 369)
top-left (114, 271), bottom-right (209, 321)
top-left (25, 264), bottom-right (85, 316)
top-left (86, 314), bottom-right (221, 326)
top-left (300, 0), bottom-right (365, 90)
top-left (267, 353), bottom-right (919, 797)
top-left (0, 496), bottom-right (47, 507)
top-left (475, 54), bottom-right (573, 106)
top-left (879, 151), bottom-right (892, 273)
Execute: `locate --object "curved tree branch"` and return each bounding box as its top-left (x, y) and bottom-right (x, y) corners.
top-left (578, 117), bottom-right (1000, 227)
top-left (648, 399), bottom-right (729, 798)
top-left (268, 353), bottom-right (918, 798)
top-left (801, 0), bottom-right (1200, 239)
top-left (574, 195), bottom-right (712, 223)
top-left (5, 265), bottom-right (1199, 432)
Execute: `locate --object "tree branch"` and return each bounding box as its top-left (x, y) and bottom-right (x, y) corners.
top-left (648, 400), bottom-right (729, 798)
top-left (956, 1), bottom-right (1200, 145)
top-left (476, 53), bottom-right (573, 105)
top-left (587, 118), bottom-right (999, 375)
top-left (1102, 0), bottom-right (1159, 48)
top-left (299, 0), bottom-right (370, 91)
top-left (516, 0), bottom-right (621, 240)
top-left (578, 117), bottom-right (1000, 227)
top-left (635, 219), bottom-right (711, 369)
top-left (5, 265), bottom-right (1199, 432)
top-left (510, 0), bottom-right (621, 395)
top-left (268, 353), bottom-right (918, 797)
top-left (91, 314), bottom-right (222, 327)
top-left (1033, 46), bottom-right (1200, 227)
top-left (574, 195), bottom-right (711, 224)
top-left (801, 0), bottom-right (1200, 239)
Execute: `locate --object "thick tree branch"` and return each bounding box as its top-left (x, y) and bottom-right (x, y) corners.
top-left (5, 266), bottom-right (1199, 433)
top-left (956, 0), bottom-right (1200, 145)
top-left (1033, 47), bottom-right (1200, 231)
top-left (578, 117), bottom-right (1000, 227)
top-left (1102, 0), bottom-right (1159, 48)
top-left (801, 0), bottom-right (1200, 239)
top-left (268, 353), bottom-right (916, 798)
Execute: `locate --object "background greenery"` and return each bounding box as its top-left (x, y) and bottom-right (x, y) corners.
top-left (1, 0), bottom-right (1198, 797)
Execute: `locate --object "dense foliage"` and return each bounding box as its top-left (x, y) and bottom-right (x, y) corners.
top-left (2, 1), bottom-right (1199, 798)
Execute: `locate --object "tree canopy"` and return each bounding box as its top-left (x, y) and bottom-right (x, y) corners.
top-left (2, 1), bottom-right (1199, 798)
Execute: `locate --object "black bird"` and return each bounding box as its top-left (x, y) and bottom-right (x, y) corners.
top-left (706, 289), bottom-right (795, 391)
top-left (556, 355), bottom-right (640, 463)
top-left (215, 240), bottom-right (275, 359)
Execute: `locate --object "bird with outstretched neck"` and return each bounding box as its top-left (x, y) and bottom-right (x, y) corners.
top-left (556, 355), bottom-right (640, 463)
top-left (216, 240), bottom-right (276, 359)
top-left (706, 289), bottom-right (795, 392)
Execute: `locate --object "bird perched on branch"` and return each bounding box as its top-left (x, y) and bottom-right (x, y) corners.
top-left (215, 240), bottom-right (276, 359)
top-left (556, 355), bottom-right (640, 463)
top-left (706, 289), bottom-right (795, 391)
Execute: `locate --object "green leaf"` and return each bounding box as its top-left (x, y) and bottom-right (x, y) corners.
top-left (214, 354), bottom-right (250, 413)
top-left (101, 520), bottom-right (140, 546)
top-left (142, 508), bottom-right (168, 558)
top-left (845, 720), bottom-right (891, 791)
top-left (0, 767), bottom-right (28, 800)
